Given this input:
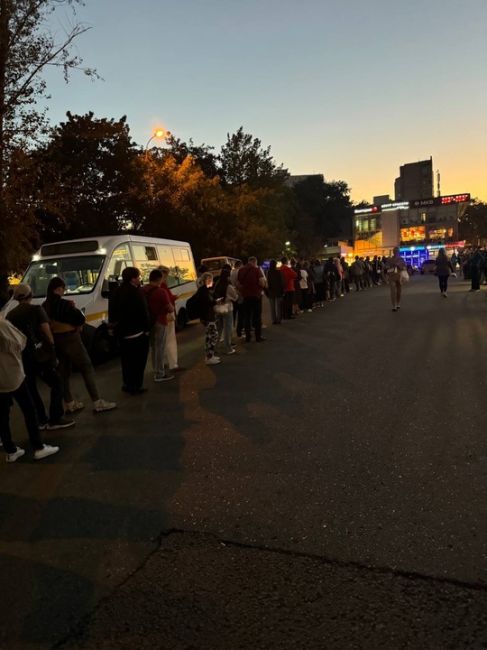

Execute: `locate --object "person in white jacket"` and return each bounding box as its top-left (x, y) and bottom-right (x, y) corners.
top-left (0, 318), bottom-right (59, 462)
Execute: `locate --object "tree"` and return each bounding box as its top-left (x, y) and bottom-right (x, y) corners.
top-left (165, 134), bottom-right (220, 178)
top-left (33, 112), bottom-right (140, 240)
top-left (220, 127), bottom-right (289, 188)
top-left (459, 200), bottom-right (487, 245)
top-left (0, 0), bottom-right (96, 275)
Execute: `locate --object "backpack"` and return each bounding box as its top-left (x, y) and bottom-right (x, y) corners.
top-left (186, 289), bottom-right (203, 320)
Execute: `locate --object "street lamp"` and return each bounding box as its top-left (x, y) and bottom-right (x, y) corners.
top-left (145, 128), bottom-right (171, 153)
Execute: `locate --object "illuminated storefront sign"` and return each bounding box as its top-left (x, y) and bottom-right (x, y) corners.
top-left (381, 201), bottom-right (409, 211)
top-left (354, 206), bottom-right (379, 215)
top-left (401, 226), bottom-right (426, 242)
top-left (410, 193), bottom-right (470, 208)
top-left (428, 227), bottom-right (453, 240)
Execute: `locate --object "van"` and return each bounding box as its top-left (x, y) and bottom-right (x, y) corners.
top-left (201, 256), bottom-right (241, 277)
top-left (7, 235), bottom-right (197, 356)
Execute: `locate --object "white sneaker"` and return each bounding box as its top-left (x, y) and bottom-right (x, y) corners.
top-left (6, 447), bottom-right (25, 463)
top-left (34, 444), bottom-right (59, 460)
top-left (154, 374), bottom-right (175, 382)
top-left (65, 400), bottom-right (84, 413)
top-left (225, 349), bottom-right (236, 355)
top-left (206, 356), bottom-right (221, 365)
top-left (93, 399), bottom-right (117, 413)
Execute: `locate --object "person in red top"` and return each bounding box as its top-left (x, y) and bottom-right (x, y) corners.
top-left (143, 269), bottom-right (174, 382)
top-left (279, 257), bottom-right (298, 319)
top-left (237, 256), bottom-right (266, 342)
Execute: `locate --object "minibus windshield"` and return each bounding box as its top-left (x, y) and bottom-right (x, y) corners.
top-left (23, 255), bottom-right (106, 298)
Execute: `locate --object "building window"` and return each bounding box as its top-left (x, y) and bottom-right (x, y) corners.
top-left (421, 212), bottom-right (426, 223)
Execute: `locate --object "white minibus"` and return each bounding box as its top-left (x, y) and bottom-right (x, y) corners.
top-left (12, 235), bottom-right (197, 356)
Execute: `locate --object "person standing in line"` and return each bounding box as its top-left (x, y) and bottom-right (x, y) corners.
top-left (340, 257), bottom-right (350, 293)
top-left (143, 269), bottom-right (175, 382)
top-left (43, 278), bottom-right (116, 413)
top-left (350, 256), bottom-right (364, 292)
top-left (0, 318), bottom-right (60, 462)
top-left (237, 256), bottom-right (267, 342)
top-left (109, 267), bottom-right (150, 395)
top-left (299, 262), bottom-right (311, 311)
top-left (7, 284), bottom-right (74, 430)
top-left (469, 248), bottom-right (483, 292)
top-left (213, 268), bottom-right (238, 354)
top-left (333, 257), bottom-right (344, 298)
top-left (266, 259), bottom-right (285, 324)
top-left (386, 247), bottom-right (407, 311)
top-left (435, 248), bottom-right (454, 297)
top-left (312, 259), bottom-right (325, 307)
top-left (158, 267), bottom-right (180, 372)
top-left (230, 260), bottom-right (244, 337)
top-left (195, 272), bottom-right (220, 365)
top-left (279, 257), bottom-right (297, 319)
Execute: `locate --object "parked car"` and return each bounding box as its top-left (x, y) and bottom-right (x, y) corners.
top-left (200, 256), bottom-right (241, 278)
top-left (420, 259), bottom-right (437, 275)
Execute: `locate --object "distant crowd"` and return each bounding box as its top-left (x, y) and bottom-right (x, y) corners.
top-left (0, 245), bottom-right (484, 463)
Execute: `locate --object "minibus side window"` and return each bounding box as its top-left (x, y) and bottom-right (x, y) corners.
top-left (174, 247), bottom-right (196, 284)
top-left (106, 244), bottom-right (132, 281)
top-left (156, 246), bottom-right (179, 288)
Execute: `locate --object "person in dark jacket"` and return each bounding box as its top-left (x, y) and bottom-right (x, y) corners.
top-left (195, 272), bottom-right (220, 365)
top-left (266, 259), bottom-right (285, 324)
top-left (109, 267), bottom-right (150, 394)
top-left (435, 248), bottom-right (454, 297)
top-left (7, 283), bottom-right (74, 430)
top-left (43, 277), bottom-right (116, 413)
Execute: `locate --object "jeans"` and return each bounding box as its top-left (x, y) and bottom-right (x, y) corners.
top-left (268, 296), bottom-right (282, 323)
top-left (120, 334), bottom-right (149, 392)
top-left (438, 275), bottom-right (449, 293)
top-left (55, 331), bottom-right (99, 403)
top-left (205, 322), bottom-right (219, 357)
top-left (243, 296), bottom-right (262, 340)
top-left (25, 360), bottom-right (64, 425)
top-left (0, 381), bottom-right (43, 453)
top-left (220, 310), bottom-right (234, 352)
top-left (150, 322), bottom-right (168, 378)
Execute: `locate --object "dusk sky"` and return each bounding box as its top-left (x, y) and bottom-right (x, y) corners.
top-left (45, 0), bottom-right (487, 203)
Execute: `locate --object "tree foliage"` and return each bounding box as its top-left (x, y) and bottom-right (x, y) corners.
top-left (0, 0), bottom-right (95, 272)
top-left (459, 200), bottom-right (487, 245)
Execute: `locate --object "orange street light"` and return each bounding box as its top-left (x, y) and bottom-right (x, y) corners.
top-left (145, 128), bottom-right (171, 152)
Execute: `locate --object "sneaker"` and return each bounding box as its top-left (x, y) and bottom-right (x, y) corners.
top-left (65, 400), bottom-right (84, 414)
top-left (47, 417), bottom-right (75, 430)
top-left (206, 356), bottom-right (221, 365)
top-left (225, 349), bottom-right (236, 355)
top-left (93, 399), bottom-right (117, 413)
top-left (307, 309), bottom-right (313, 312)
top-left (34, 444), bottom-right (60, 460)
top-left (443, 292), bottom-right (448, 298)
top-left (256, 337), bottom-right (267, 342)
top-left (154, 374), bottom-right (175, 382)
top-left (6, 447), bottom-right (25, 463)
top-left (38, 421), bottom-right (48, 431)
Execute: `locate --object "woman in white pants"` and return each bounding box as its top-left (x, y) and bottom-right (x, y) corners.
top-left (159, 268), bottom-right (180, 371)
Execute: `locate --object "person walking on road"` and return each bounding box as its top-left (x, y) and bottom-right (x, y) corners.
top-left (435, 248), bottom-right (455, 297)
top-left (109, 267), bottom-right (150, 395)
top-left (43, 278), bottom-right (116, 413)
top-left (0, 318), bottom-right (60, 462)
top-left (143, 269), bottom-right (175, 383)
top-left (7, 284), bottom-right (74, 430)
top-left (386, 247), bottom-right (407, 311)
top-left (237, 256), bottom-right (267, 342)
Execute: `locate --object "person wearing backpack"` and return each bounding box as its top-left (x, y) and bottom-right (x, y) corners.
top-left (143, 269), bottom-right (175, 382)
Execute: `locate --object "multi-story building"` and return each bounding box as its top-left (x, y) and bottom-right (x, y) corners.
top-left (394, 157), bottom-right (433, 201)
top-left (354, 193), bottom-right (470, 267)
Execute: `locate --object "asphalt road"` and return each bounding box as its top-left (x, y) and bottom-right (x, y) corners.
top-left (0, 276), bottom-right (486, 649)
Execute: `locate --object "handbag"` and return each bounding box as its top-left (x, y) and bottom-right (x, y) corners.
top-left (400, 269), bottom-right (409, 283)
top-left (214, 302), bottom-right (230, 315)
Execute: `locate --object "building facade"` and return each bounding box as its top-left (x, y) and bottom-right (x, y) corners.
top-left (394, 158), bottom-right (434, 201)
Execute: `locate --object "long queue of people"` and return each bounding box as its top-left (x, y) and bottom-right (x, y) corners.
top-left (0, 244), bottom-right (469, 462)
